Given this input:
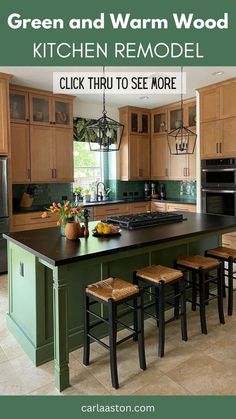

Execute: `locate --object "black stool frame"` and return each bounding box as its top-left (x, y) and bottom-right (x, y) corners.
top-left (175, 260), bottom-right (225, 334)
top-left (205, 250), bottom-right (236, 316)
top-left (83, 289), bottom-right (146, 389)
top-left (133, 272), bottom-right (187, 358)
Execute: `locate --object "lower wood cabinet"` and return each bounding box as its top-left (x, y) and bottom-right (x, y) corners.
top-left (94, 202), bottom-right (150, 221)
top-left (130, 201), bottom-right (150, 213)
top-left (151, 202), bottom-right (167, 212)
top-left (166, 203), bottom-right (196, 213)
top-left (11, 212), bottom-right (59, 232)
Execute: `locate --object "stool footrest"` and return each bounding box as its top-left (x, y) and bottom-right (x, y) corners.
top-left (117, 333), bottom-right (136, 346)
top-left (88, 333), bottom-right (110, 350)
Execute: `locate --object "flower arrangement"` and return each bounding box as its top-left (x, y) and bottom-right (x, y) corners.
top-left (42, 201), bottom-right (85, 226)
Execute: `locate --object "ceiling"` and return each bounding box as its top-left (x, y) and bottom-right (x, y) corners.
top-left (1, 66), bottom-right (236, 108)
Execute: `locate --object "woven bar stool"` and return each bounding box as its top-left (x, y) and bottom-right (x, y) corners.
top-left (175, 255), bottom-right (225, 335)
top-left (205, 247), bottom-right (236, 316)
top-left (133, 265), bottom-right (187, 358)
top-left (83, 277), bottom-right (146, 389)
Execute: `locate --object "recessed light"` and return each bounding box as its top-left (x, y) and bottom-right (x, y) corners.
top-left (211, 71), bottom-right (224, 76)
top-left (139, 96), bottom-right (149, 100)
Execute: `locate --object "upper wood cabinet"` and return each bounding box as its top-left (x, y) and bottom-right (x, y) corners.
top-left (0, 74), bottom-right (11, 155)
top-left (151, 107), bottom-right (168, 135)
top-left (10, 89), bottom-right (29, 124)
top-left (220, 81), bottom-right (236, 119)
top-left (199, 78), bottom-right (236, 158)
top-left (11, 124), bottom-right (30, 183)
top-left (168, 100), bottom-right (196, 132)
top-left (30, 93), bottom-right (73, 128)
top-left (119, 107), bottom-right (150, 180)
top-left (200, 87), bottom-right (220, 122)
top-left (120, 106), bottom-right (150, 135)
top-left (151, 134), bottom-right (169, 179)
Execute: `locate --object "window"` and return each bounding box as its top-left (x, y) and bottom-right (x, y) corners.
top-left (73, 141), bottom-right (103, 190)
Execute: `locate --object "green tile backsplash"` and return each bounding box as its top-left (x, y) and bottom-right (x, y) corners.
top-left (12, 183), bottom-right (73, 208)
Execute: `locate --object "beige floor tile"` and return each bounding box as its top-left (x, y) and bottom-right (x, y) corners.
top-left (166, 352), bottom-right (236, 395)
top-left (0, 347), bottom-right (7, 364)
top-left (1, 334), bottom-right (26, 360)
top-left (0, 360), bottom-right (27, 395)
top-left (28, 382), bottom-right (62, 396)
top-left (134, 374), bottom-right (190, 395)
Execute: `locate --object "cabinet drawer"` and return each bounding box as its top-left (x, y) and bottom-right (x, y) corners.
top-left (151, 202), bottom-right (167, 212)
top-left (94, 204), bottom-right (130, 217)
top-left (12, 212), bottom-right (59, 231)
top-left (166, 204), bottom-right (196, 213)
top-left (130, 202), bottom-right (150, 213)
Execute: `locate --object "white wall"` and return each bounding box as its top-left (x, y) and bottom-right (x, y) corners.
top-left (73, 99), bottom-right (120, 179)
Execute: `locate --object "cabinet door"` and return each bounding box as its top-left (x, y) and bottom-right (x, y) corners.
top-left (53, 98), bottom-right (73, 128)
top-left (168, 106), bottom-right (182, 131)
top-left (11, 124), bottom-right (30, 183)
top-left (30, 126), bottom-right (54, 182)
top-left (185, 102), bottom-right (196, 130)
top-left (152, 108), bottom-right (168, 135)
top-left (200, 88), bottom-right (220, 122)
top-left (130, 111), bottom-right (139, 134)
top-left (0, 78), bottom-right (9, 154)
top-left (139, 112), bottom-right (150, 134)
top-left (138, 136), bottom-right (150, 178)
top-left (200, 121), bottom-right (221, 158)
top-left (220, 82), bottom-right (236, 119)
top-left (129, 135), bottom-right (150, 179)
top-left (151, 202), bottom-right (166, 212)
top-left (10, 90), bottom-right (29, 124)
top-left (151, 134), bottom-right (169, 179)
top-left (187, 152), bottom-right (196, 180)
top-left (169, 154), bottom-right (187, 180)
top-left (29, 93), bottom-right (52, 125)
top-left (53, 128), bottom-right (74, 182)
top-left (222, 117), bottom-right (236, 157)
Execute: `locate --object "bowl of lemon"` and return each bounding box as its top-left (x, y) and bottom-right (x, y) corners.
top-left (92, 222), bottom-right (121, 237)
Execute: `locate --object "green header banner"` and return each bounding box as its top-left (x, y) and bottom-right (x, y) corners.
top-left (0, 0), bottom-right (236, 65)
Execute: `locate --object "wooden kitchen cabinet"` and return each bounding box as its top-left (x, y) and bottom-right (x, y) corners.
top-left (10, 89), bottom-right (29, 124)
top-left (201, 118), bottom-right (236, 158)
top-left (30, 125), bottom-right (73, 183)
top-left (93, 203), bottom-right (130, 221)
top-left (12, 211), bottom-right (59, 232)
top-left (129, 108), bottom-right (150, 135)
top-left (151, 134), bottom-right (170, 179)
top-left (166, 203), bottom-right (196, 212)
top-left (151, 107), bottom-right (168, 135)
top-left (11, 124), bottom-right (30, 183)
top-left (130, 201), bottom-right (150, 213)
top-left (151, 202), bottom-right (167, 212)
top-left (169, 153), bottom-right (196, 180)
top-left (200, 87), bottom-right (220, 122)
top-left (220, 81), bottom-right (236, 119)
top-left (0, 74), bottom-right (11, 155)
top-left (167, 100), bottom-right (196, 132)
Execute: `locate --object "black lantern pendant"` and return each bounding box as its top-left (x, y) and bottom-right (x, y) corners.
top-left (167, 67), bottom-right (197, 155)
top-left (86, 68), bottom-right (124, 152)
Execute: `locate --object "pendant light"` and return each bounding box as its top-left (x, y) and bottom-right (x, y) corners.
top-left (86, 67), bottom-right (124, 152)
top-left (167, 67), bottom-right (197, 155)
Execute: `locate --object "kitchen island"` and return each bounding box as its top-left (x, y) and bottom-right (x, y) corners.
top-left (4, 213), bottom-right (236, 391)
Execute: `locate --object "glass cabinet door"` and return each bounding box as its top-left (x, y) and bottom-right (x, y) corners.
top-left (10, 90), bottom-right (29, 123)
top-left (141, 113), bottom-right (149, 134)
top-left (169, 108), bottom-right (183, 131)
top-left (54, 99), bottom-right (72, 127)
top-left (152, 110), bottom-right (167, 134)
top-left (187, 104), bottom-right (196, 129)
top-left (30, 94), bottom-right (51, 125)
top-left (130, 111), bottom-right (149, 134)
top-left (130, 112), bottom-right (138, 133)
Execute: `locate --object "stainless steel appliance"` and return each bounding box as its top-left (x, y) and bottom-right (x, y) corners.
top-left (0, 157), bottom-right (9, 273)
top-left (201, 158), bottom-right (236, 188)
top-left (106, 212), bottom-right (184, 230)
top-left (201, 158), bottom-right (236, 216)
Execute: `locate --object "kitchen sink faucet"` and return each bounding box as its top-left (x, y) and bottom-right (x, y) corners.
top-left (96, 182), bottom-right (106, 201)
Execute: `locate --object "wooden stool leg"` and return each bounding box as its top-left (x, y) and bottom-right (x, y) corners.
top-left (191, 271), bottom-right (197, 311)
top-left (217, 263), bottom-right (225, 324)
top-left (179, 277), bottom-right (188, 342)
top-left (158, 281), bottom-right (165, 358)
top-left (136, 292), bottom-right (146, 371)
top-left (108, 299), bottom-right (119, 389)
top-left (133, 272), bottom-right (138, 342)
top-left (83, 293), bottom-right (90, 366)
top-left (228, 259), bottom-right (234, 316)
top-left (174, 281), bottom-right (180, 319)
top-left (199, 270), bottom-right (207, 335)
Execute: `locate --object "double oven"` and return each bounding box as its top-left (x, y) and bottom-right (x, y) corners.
top-left (201, 158), bottom-right (236, 216)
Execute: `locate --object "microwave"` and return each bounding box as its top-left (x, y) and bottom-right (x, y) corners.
top-left (201, 158), bottom-right (236, 188)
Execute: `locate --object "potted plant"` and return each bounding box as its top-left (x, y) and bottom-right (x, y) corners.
top-left (83, 188), bottom-right (91, 203)
top-left (73, 186), bottom-right (83, 201)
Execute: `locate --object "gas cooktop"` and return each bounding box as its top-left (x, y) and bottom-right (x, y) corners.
top-left (106, 212), bottom-right (184, 230)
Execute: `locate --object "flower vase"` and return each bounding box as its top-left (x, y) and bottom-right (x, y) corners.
top-left (65, 221), bottom-right (81, 240)
top-left (60, 223), bottom-right (67, 236)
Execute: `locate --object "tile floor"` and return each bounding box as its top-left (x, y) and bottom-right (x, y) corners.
top-left (1, 273), bottom-right (236, 395)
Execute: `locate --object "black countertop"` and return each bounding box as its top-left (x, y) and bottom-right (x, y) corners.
top-left (4, 213), bottom-right (236, 267)
top-left (13, 197), bottom-right (196, 214)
